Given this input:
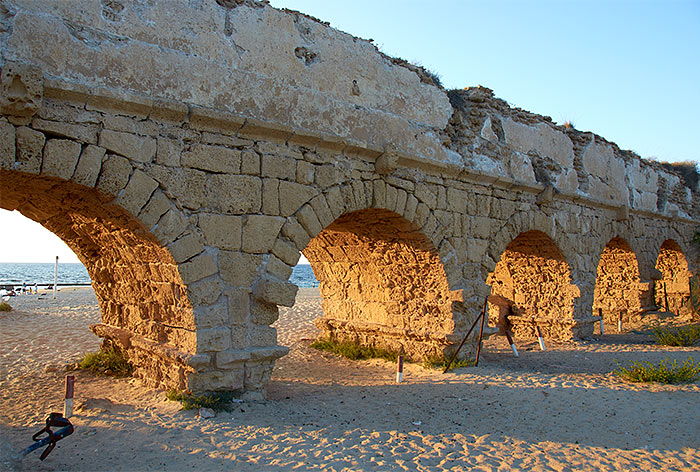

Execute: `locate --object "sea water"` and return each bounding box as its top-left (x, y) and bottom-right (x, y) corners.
top-left (0, 262), bottom-right (319, 287)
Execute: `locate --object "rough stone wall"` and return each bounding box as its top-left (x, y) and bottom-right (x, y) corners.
top-left (486, 231), bottom-right (578, 341)
top-left (444, 87), bottom-right (699, 220)
top-left (592, 237), bottom-right (642, 329)
top-left (305, 209), bottom-right (458, 361)
top-left (0, 172), bottom-right (196, 389)
top-left (655, 240), bottom-right (692, 315)
top-left (0, 0), bottom-right (698, 395)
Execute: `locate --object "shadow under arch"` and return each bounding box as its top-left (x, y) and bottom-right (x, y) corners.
top-left (301, 208), bottom-right (460, 361)
top-left (655, 239), bottom-right (692, 315)
top-left (1, 171), bottom-right (195, 389)
top-left (486, 230), bottom-right (579, 341)
top-left (593, 236), bottom-right (644, 331)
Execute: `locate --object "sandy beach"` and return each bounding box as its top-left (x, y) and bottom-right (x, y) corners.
top-left (1, 287), bottom-right (698, 471)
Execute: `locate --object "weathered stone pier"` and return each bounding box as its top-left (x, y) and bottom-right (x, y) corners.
top-left (1, 0), bottom-right (697, 395)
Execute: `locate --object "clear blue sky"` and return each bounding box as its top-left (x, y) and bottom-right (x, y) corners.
top-left (2, 0), bottom-right (698, 263)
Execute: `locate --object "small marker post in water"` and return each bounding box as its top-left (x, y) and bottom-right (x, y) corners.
top-left (396, 355), bottom-right (403, 383)
top-left (535, 325), bottom-right (546, 351)
top-left (505, 330), bottom-right (519, 357)
top-left (64, 375), bottom-right (75, 418)
top-left (53, 256), bottom-right (58, 299)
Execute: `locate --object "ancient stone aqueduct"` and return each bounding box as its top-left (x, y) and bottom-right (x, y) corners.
top-left (1, 0), bottom-right (698, 395)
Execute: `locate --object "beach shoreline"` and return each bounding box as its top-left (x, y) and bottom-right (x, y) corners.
top-left (1, 287), bottom-right (699, 471)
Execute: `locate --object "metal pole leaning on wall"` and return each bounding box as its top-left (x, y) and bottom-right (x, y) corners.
top-left (443, 296), bottom-right (488, 374)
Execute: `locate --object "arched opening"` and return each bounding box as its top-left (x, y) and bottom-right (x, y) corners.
top-left (655, 240), bottom-right (692, 315)
top-left (1, 171), bottom-right (194, 389)
top-left (593, 237), bottom-right (642, 331)
top-left (300, 208), bottom-right (456, 361)
top-left (486, 230), bottom-right (577, 341)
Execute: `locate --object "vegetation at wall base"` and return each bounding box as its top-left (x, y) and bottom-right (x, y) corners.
top-left (0, 302), bottom-right (12, 312)
top-left (614, 357), bottom-right (700, 384)
top-left (652, 324), bottom-right (700, 346)
top-left (423, 355), bottom-right (476, 371)
top-left (77, 347), bottom-right (133, 377)
top-left (166, 389), bottom-right (239, 411)
top-left (311, 338), bottom-right (398, 362)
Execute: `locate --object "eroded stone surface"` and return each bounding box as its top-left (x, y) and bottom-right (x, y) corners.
top-left (0, 0), bottom-right (697, 396)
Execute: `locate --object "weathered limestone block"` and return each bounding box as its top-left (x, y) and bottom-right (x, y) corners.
top-left (182, 144), bottom-right (241, 173)
top-left (502, 118), bottom-right (574, 168)
top-left (115, 169), bottom-right (159, 216)
top-left (198, 213), bottom-right (242, 250)
top-left (227, 289), bottom-right (250, 324)
top-left (219, 251), bottom-right (261, 288)
top-left (296, 204), bottom-right (323, 237)
top-left (249, 325), bottom-right (277, 347)
top-left (215, 349), bottom-right (251, 369)
top-left (206, 174), bottom-right (261, 214)
top-left (99, 129), bottom-right (156, 163)
top-left (282, 218), bottom-right (311, 250)
top-left (72, 145), bottom-right (105, 187)
top-left (250, 301), bottom-right (279, 325)
top-left (15, 125), bottom-right (44, 174)
top-left (254, 278), bottom-right (298, 307)
top-left (152, 209), bottom-right (187, 245)
top-left (0, 120), bottom-right (15, 169)
top-left (187, 369), bottom-right (243, 392)
top-left (279, 180), bottom-right (317, 216)
top-left (272, 238), bottom-right (301, 267)
top-left (265, 255), bottom-right (293, 281)
top-left (32, 118), bottom-right (96, 144)
top-left (242, 215), bottom-right (285, 253)
top-left (193, 301), bottom-right (229, 329)
top-left (296, 160), bottom-right (314, 185)
top-left (138, 190), bottom-right (171, 230)
top-left (178, 253), bottom-right (217, 285)
top-left (96, 154), bottom-right (132, 198)
top-left (187, 277), bottom-right (224, 307)
top-left (42, 138), bottom-right (81, 180)
top-left (196, 326), bottom-right (232, 352)
top-left (156, 137), bottom-right (183, 167)
top-left (241, 150), bottom-right (260, 175)
top-left (0, 62), bottom-right (42, 120)
top-left (261, 154), bottom-right (296, 179)
top-left (168, 232), bottom-right (205, 264)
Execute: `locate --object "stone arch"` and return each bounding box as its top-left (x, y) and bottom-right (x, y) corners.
top-left (654, 239), bottom-right (692, 315)
top-left (1, 170), bottom-right (203, 390)
top-left (304, 208), bottom-right (457, 361)
top-left (486, 230), bottom-right (580, 341)
top-left (592, 237), bottom-right (643, 330)
top-left (262, 180), bottom-right (464, 361)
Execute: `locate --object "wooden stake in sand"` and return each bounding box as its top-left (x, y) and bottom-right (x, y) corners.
top-left (63, 375), bottom-right (74, 418)
top-left (617, 311), bottom-right (624, 334)
top-left (505, 330), bottom-right (519, 357)
top-left (598, 308), bottom-right (604, 335)
top-left (535, 325), bottom-right (546, 351)
top-left (53, 256), bottom-right (58, 299)
top-left (396, 355), bottom-right (403, 383)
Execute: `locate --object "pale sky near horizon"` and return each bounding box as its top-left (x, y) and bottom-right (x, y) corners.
top-left (1, 0), bottom-right (698, 264)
